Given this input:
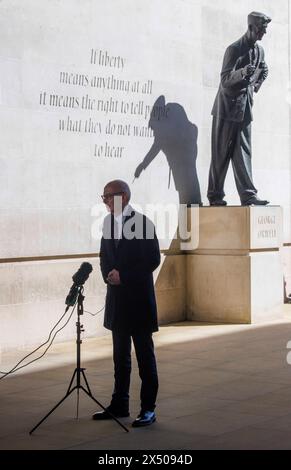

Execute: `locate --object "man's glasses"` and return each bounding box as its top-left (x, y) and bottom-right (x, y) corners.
top-left (101, 191), bottom-right (124, 202)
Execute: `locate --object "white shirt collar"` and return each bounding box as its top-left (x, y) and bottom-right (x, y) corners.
top-left (113, 204), bottom-right (132, 222)
top-left (113, 204), bottom-right (133, 239)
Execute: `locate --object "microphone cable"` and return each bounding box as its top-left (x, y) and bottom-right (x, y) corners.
top-left (0, 303), bottom-right (105, 380)
top-left (0, 302), bottom-right (77, 380)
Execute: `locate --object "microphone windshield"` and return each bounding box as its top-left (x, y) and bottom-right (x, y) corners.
top-left (72, 262), bottom-right (93, 286)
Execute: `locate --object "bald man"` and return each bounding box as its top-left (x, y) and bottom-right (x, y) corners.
top-left (208, 11), bottom-right (271, 206)
top-left (92, 180), bottom-right (160, 427)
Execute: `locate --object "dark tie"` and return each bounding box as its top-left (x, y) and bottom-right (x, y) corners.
top-left (112, 218), bottom-right (119, 248)
top-left (250, 45), bottom-right (257, 66)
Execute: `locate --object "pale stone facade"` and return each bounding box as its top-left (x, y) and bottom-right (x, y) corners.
top-left (0, 0), bottom-right (290, 350)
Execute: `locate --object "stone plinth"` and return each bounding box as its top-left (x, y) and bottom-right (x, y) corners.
top-left (186, 206), bottom-right (283, 323)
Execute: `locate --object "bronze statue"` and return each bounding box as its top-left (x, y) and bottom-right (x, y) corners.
top-left (207, 11), bottom-right (271, 206)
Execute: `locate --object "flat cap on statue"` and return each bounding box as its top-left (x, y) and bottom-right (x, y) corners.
top-left (248, 11), bottom-right (272, 25)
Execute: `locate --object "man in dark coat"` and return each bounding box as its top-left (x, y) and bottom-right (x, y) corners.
top-left (92, 180), bottom-right (160, 427)
top-left (207, 11), bottom-right (271, 206)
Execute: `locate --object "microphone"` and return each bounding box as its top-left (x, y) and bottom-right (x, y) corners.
top-left (65, 262), bottom-right (93, 307)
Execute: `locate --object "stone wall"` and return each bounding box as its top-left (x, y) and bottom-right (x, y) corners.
top-left (0, 0), bottom-right (290, 350)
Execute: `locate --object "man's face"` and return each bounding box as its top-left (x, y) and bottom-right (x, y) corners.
top-left (102, 184), bottom-right (125, 215)
top-left (252, 21), bottom-right (268, 41)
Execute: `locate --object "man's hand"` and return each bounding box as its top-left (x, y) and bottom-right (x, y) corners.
top-left (242, 64), bottom-right (255, 78)
top-left (107, 269), bottom-right (121, 285)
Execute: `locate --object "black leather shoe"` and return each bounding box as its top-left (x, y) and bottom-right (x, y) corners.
top-left (92, 407), bottom-right (129, 420)
top-left (209, 200), bottom-right (227, 206)
top-left (242, 197), bottom-right (269, 206)
top-left (132, 411), bottom-right (156, 427)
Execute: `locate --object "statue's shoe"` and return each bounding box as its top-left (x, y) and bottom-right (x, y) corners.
top-left (242, 197), bottom-right (269, 206)
top-left (209, 200), bottom-right (227, 206)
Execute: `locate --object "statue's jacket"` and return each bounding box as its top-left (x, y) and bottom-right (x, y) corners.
top-left (212, 33), bottom-right (268, 123)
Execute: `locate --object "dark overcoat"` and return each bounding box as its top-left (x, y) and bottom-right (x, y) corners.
top-left (100, 209), bottom-right (160, 333)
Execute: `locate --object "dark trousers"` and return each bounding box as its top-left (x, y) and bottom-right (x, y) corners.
top-left (207, 116), bottom-right (257, 204)
top-left (110, 330), bottom-right (158, 413)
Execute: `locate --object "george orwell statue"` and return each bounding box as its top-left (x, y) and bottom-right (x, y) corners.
top-left (207, 11), bottom-right (271, 206)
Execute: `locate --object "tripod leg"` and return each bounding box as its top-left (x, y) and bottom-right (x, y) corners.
top-left (80, 371), bottom-right (129, 432)
top-left (81, 369), bottom-right (93, 395)
top-left (29, 387), bottom-right (77, 435)
top-left (30, 368), bottom-right (79, 434)
top-left (80, 385), bottom-right (129, 433)
top-left (66, 369), bottom-right (77, 394)
top-left (76, 387), bottom-right (80, 419)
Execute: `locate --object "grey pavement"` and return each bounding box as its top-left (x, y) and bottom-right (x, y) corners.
top-left (1, 310), bottom-right (291, 450)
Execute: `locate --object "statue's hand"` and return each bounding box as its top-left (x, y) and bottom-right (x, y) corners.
top-left (242, 64), bottom-right (255, 78)
top-left (260, 61), bottom-right (268, 80)
top-left (134, 164), bottom-right (144, 178)
top-left (254, 62), bottom-right (268, 93)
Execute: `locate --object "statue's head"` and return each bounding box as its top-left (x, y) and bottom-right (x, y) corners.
top-left (247, 11), bottom-right (271, 41)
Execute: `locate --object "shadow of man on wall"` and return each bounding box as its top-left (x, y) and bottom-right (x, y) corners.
top-left (134, 95), bottom-right (202, 205)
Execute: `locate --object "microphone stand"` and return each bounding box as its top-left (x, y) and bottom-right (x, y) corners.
top-left (29, 286), bottom-right (129, 434)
